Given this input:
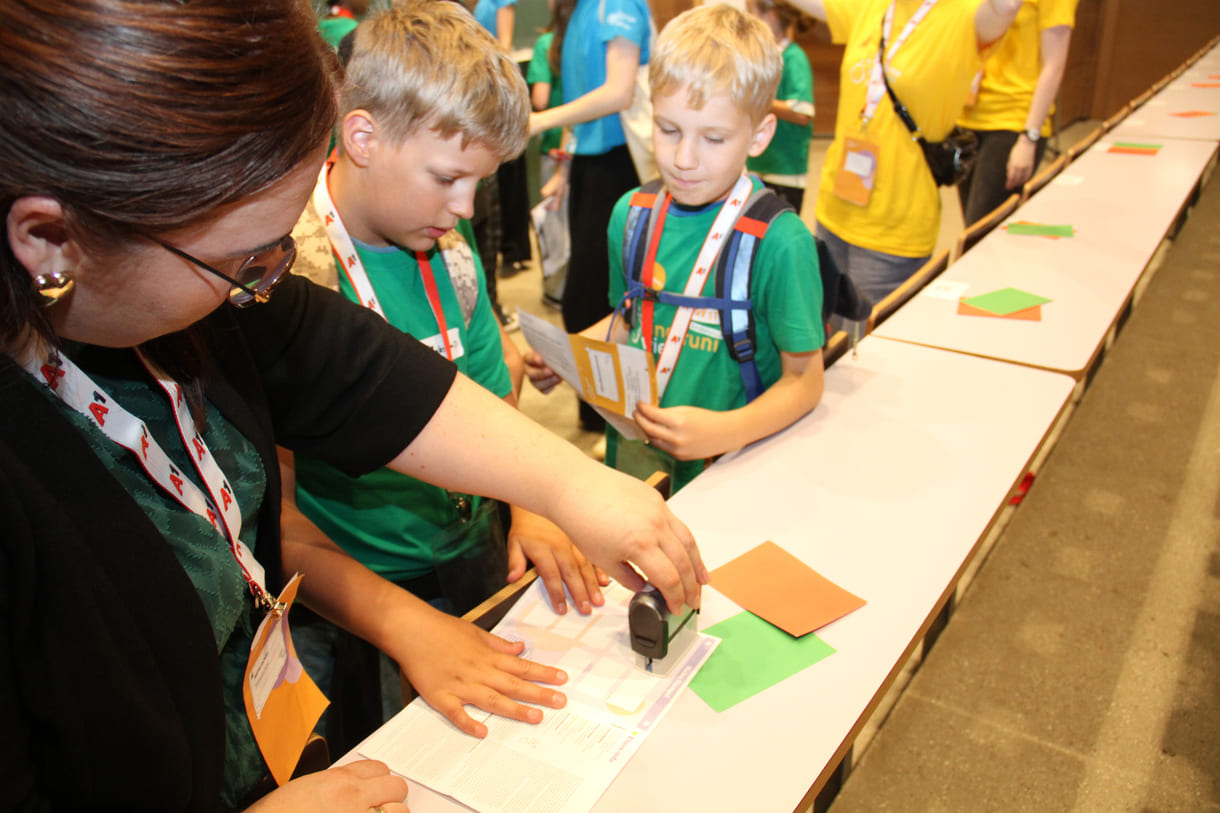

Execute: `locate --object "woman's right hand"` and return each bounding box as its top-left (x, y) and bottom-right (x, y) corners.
top-left (245, 760), bottom-right (408, 813)
top-left (524, 350), bottom-right (561, 393)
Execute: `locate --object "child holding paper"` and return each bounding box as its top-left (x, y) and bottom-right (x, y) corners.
top-left (527, 3), bottom-right (826, 493)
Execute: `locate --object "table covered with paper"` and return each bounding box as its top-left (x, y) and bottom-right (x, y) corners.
top-left (346, 581), bottom-right (718, 813)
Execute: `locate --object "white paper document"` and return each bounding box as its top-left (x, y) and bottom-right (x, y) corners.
top-left (355, 580), bottom-right (718, 813)
top-left (517, 309), bottom-right (657, 441)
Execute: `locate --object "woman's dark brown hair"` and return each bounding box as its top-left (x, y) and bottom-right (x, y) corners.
top-left (0, 0), bottom-right (338, 350)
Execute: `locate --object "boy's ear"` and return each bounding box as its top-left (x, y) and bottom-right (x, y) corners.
top-left (747, 113), bottom-right (778, 158)
top-left (341, 109), bottom-right (378, 168)
top-left (7, 196), bottom-right (80, 282)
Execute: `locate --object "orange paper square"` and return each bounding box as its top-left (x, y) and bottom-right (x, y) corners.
top-left (710, 541), bottom-right (865, 637)
top-left (957, 299), bottom-right (1043, 321)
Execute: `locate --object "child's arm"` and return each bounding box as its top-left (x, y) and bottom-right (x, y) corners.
top-left (631, 348), bottom-right (825, 461)
top-left (772, 98), bottom-right (814, 127)
top-left (506, 506), bottom-right (610, 614)
top-left (523, 312), bottom-right (626, 392)
top-left (278, 449), bottom-right (567, 739)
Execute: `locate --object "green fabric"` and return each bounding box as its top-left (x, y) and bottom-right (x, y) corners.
top-left (294, 221), bottom-right (512, 582)
top-left (527, 32), bottom-right (565, 155)
top-left (748, 41), bottom-right (815, 179)
top-left (605, 176), bottom-right (825, 492)
top-left (37, 346), bottom-right (269, 808)
top-left (318, 15), bottom-right (358, 50)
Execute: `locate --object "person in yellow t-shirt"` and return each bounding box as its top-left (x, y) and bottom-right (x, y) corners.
top-left (957, 0), bottom-right (1077, 226)
top-left (787, 0), bottom-right (1019, 302)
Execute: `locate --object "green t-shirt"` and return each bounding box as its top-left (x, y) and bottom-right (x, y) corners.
top-left (747, 41), bottom-right (815, 182)
top-left (294, 221), bottom-right (512, 583)
top-left (605, 177), bottom-right (825, 491)
top-left (318, 15), bottom-right (358, 51)
top-left (527, 32), bottom-right (565, 155)
top-left (33, 346), bottom-right (269, 808)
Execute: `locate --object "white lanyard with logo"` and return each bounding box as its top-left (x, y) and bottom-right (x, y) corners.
top-left (21, 344), bottom-right (270, 605)
top-left (860, 0), bottom-right (939, 130)
top-left (640, 173), bottom-right (753, 399)
top-left (312, 163), bottom-right (458, 361)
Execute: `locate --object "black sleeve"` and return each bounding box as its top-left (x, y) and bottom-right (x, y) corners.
top-left (224, 274), bottom-right (458, 477)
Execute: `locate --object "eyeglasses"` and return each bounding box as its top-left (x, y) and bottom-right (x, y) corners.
top-left (152, 234), bottom-right (297, 308)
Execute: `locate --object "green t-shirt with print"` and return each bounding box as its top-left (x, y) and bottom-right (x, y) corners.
top-left (747, 41), bottom-right (815, 181)
top-left (294, 221), bottom-right (511, 583)
top-left (605, 176), bottom-right (825, 492)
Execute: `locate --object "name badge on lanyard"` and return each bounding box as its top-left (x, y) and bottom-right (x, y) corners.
top-left (834, 0), bottom-right (939, 207)
top-left (20, 343), bottom-right (327, 786)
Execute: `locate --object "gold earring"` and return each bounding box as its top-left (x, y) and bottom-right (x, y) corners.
top-left (32, 271), bottom-right (75, 307)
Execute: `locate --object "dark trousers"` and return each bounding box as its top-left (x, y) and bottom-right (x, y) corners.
top-left (957, 129), bottom-right (1047, 227)
top-left (565, 145), bottom-right (639, 429)
top-left (496, 152), bottom-right (533, 266)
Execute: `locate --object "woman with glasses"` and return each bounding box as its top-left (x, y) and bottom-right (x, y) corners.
top-left (0, 1), bottom-right (706, 811)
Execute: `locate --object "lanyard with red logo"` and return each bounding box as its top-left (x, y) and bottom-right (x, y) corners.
top-left (639, 173), bottom-right (753, 398)
top-left (21, 344), bottom-right (271, 607)
top-left (312, 163), bottom-right (456, 361)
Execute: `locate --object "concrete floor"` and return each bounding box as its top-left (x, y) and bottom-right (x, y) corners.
top-left (495, 122), bottom-right (1220, 811)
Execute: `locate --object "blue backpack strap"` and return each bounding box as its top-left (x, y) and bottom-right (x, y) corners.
top-left (714, 186), bottom-right (794, 403)
top-left (611, 179), bottom-right (668, 340)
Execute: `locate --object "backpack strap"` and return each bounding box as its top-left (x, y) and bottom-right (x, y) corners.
top-left (613, 179), bottom-right (793, 403)
top-left (713, 187), bottom-right (794, 402)
top-left (436, 230), bottom-right (480, 329)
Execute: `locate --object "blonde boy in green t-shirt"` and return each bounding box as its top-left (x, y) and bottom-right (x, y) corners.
top-left (285, 0), bottom-right (608, 741)
top-left (526, 3), bottom-right (826, 493)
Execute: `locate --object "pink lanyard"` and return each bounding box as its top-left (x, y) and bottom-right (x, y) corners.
top-left (860, 0), bottom-right (940, 129)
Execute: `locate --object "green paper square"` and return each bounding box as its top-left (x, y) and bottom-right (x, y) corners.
top-left (689, 611), bottom-right (836, 713)
top-left (1112, 141), bottom-right (1163, 150)
top-left (1004, 222), bottom-right (1075, 238)
top-left (960, 287), bottom-right (1053, 316)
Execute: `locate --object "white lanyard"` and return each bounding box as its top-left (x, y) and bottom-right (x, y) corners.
top-left (860, 0), bottom-right (939, 129)
top-left (648, 174), bottom-right (753, 399)
top-left (312, 164), bottom-right (457, 361)
top-left (313, 163), bottom-right (386, 318)
top-left (21, 344), bottom-right (269, 604)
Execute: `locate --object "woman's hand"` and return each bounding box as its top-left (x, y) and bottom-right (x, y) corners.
top-left (550, 465), bottom-right (707, 614)
top-left (244, 760), bottom-right (407, 813)
top-left (507, 507), bottom-right (608, 614)
top-left (387, 604), bottom-right (568, 738)
top-left (1006, 135), bottom-right (1037, 189)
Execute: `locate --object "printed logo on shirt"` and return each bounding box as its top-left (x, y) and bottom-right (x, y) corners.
top-left (420, 327), bottom-right (465, 360)
top-left (605, 10), bottom-right (639, 30)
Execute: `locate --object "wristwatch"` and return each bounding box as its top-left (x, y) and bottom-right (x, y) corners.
top-left (1023, 128), bottom-right (1042, 143)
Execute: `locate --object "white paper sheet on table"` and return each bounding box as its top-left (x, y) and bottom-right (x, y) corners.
top-left (516, 309), bottom-right (656, 441)
top-left (354, 580), bottom-right (718, 813)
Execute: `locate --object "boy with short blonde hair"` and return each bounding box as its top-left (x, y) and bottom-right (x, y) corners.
top-left (290, 0), bottom-right (607, 740)
top-left (526, 3), bottom-right (826, 493)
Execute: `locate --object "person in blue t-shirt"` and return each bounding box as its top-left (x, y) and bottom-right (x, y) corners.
top-left (527, 0), bottom-right (653, 434)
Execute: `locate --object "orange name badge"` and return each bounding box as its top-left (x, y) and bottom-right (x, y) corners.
top-left (242, 573), bottom-right (330, 786)
top-left (833, 136), bottom-right (881, 207)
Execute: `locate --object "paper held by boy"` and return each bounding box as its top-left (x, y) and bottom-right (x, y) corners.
top-left (517, 309), bottom-right (657, 441)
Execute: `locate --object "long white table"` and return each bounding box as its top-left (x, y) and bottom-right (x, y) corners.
top-left (1113, 62), bottom-right (1220, 142)
top-left (351, 338), bottom-right (1076, 812)
top-left (873, 136), bottom-right (1218, 376)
